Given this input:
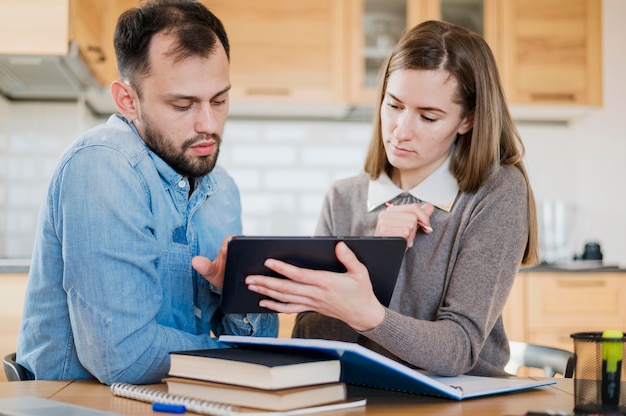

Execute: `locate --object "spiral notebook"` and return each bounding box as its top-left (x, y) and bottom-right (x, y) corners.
top-left (109, 382), bottom-right (366, 416)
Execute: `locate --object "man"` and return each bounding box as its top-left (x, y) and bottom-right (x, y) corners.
top-left (17, 0), bottom-right (277, 385)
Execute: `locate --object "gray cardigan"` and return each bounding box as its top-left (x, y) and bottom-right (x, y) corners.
top-left (293, 165), bottom-right (529, 376)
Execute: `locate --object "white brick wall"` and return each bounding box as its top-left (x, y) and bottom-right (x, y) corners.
top-left (220, 119), bottom-right (369, 236)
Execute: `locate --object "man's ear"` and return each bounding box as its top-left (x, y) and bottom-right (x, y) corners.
top-left (110, 80), bottom-right (139, 120)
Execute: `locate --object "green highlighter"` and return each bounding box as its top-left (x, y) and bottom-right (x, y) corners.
top-left (601, 329), bottom-right (623, 406)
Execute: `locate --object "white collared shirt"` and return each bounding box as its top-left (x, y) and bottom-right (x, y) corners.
top-left (367, 155), bottom-right (459, 212)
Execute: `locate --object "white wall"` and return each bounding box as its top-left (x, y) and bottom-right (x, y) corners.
top-left (1, 0), bottom-right (625, 266)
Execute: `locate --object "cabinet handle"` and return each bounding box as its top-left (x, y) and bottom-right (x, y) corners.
top-left (557, 279), bottom-right (605, 288)
top-left (530, 92), bottom-right (576, 102)
top-left (245, 87), bottom-right (291, 97)
top-left (87, 45), bottom-right (106, 63)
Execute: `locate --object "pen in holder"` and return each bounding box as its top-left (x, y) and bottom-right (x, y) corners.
top-left (570, 331), bottom-right (626, 415)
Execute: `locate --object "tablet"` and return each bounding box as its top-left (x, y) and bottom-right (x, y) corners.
top-left (221, 236), bottom-right (406, 314)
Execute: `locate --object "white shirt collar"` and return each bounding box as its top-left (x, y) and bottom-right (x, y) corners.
top-left (367, 155), bottom-right (459, 212)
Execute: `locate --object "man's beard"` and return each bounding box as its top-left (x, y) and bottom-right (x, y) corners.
top-left (141, 119), bottom-right (221, 178)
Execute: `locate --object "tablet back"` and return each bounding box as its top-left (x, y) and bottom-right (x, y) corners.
top-left (221, 236), bottom-right (406, 314)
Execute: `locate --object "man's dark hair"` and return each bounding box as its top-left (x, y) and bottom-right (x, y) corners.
top-left (114, 0), bottom-right (229, 91)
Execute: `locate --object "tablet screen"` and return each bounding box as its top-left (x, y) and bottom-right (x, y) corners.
top-left (221, 236), bottom-right (406, 314)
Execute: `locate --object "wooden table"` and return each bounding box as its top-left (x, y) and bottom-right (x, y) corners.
top-left (0, 378), bottom-right (575, 415)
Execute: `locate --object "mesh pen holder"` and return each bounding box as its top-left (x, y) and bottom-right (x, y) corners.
top-left (571, 332), bottom-right (626, 415)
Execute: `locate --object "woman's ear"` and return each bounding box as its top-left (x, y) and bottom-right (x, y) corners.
top-left (458, 111), bottom-right (475, 135)
top-left (110, 80), bottom-right (139, 120)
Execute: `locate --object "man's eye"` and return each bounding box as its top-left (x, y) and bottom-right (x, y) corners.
top-left (422, 115), bottom-right (436, 122)
top-left (212, 99), bottom-right (227, 106)
top-left (173, 104), bottom-right (192, 111)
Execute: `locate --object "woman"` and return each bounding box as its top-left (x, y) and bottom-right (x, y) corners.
top-left (245, 20), bottom-right (538, 377)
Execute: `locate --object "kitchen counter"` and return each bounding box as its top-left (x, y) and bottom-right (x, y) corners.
top-left (0, 259), bottom-right (30, 274)
top-left (522, 262), bottom-right (625, 273)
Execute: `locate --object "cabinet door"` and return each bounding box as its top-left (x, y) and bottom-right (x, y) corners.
top-left (497, 0), bottom-right (602, 106)
top-left (70, 0), bottom-right (108, 85)
top-left (526, 272), bottom-right (626, 351)
top-left (204, 0), bottom-right (347, 114)
top-left (0, 0), bottom-right (70, 55)
top-left (347, 0), bottom-right (433, 106)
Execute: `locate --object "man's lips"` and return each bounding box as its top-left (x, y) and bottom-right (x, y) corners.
top-left (189, 141), bottom-right (216, 157)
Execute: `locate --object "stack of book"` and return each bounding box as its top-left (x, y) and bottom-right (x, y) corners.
top-left (165, 346), bottom-right (356, 412)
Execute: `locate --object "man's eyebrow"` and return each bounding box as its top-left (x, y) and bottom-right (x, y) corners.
top-left (212, 84), bottom-right (231, 99)
top-left (165, 85), bottom-right (232, 101)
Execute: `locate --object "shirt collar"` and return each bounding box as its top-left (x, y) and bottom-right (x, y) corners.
top-left (367, 154), bottom-right (459, 212)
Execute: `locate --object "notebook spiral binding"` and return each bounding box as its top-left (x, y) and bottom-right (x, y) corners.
top-left (110, 382), bottom-right (234, 416)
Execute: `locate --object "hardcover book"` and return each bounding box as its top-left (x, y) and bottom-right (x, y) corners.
top-left (164, 378), bottom-right (346, 411)
top-left (168, 346), bottom-right (341, 390)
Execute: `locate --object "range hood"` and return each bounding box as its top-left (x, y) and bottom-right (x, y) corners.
top-left (0, 42), bottom-right (100, 101)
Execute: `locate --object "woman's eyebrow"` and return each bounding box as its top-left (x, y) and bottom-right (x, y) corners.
top-left (386, 92), bottom-right (447, 114)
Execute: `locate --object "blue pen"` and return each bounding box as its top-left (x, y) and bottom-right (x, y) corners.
top-left (152, 402), bottom-right (187, 413)
top-left (601, 329), bottom-right (623, 406)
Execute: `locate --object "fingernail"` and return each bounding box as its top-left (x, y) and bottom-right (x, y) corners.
top-left (423, 225), bottom-right (434, 233)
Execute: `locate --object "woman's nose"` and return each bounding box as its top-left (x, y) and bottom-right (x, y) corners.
top-left (394, 111), bottom-right (414, 141)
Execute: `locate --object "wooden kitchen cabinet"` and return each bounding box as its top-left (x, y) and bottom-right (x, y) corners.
top-left (503, 271), bottom-right (626, 352)
top-left (203, 0), bottom-right (349, 116)
top-left (346, 0), bottom-right (496, 105)
top-left (346, 0), bottom-right (602, 108)
top-left (0, 0), bottom-right (71, 56)
top-left (496, 0), bottom-right (602, 106)
top-left (0, 273), bottom-right (28, 382)
top-left (0, 0), bottom-right (134, 87)
top-left (70, 0), bottom-right (133, 87)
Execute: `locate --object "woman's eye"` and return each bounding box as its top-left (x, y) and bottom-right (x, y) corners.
top-left (386, 102), bottom-right (400, 110)
top-left (422, 115), bottom-right (436, 122)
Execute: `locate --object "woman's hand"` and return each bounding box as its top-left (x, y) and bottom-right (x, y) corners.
top-left (191, 236), bottom-right (230, 288)
top-left (245, 242), bottom-right (386, 332)
top-left (375, 202), bottom-right (435, 247)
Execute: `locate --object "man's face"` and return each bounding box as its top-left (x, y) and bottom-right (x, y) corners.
top-left (131, 32), bottom-right (231, 177)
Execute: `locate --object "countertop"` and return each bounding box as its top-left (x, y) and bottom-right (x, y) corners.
top-left (0, 259), bottom-right (30, 273)
top-left (522, 261), bottom-right (625, 273)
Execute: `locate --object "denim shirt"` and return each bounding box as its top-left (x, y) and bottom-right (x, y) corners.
top-left (17, 115), bottom-right (278, 384)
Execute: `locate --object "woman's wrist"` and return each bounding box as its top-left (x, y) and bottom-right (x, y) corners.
top-left (350, 302), bottom-right (386, 332)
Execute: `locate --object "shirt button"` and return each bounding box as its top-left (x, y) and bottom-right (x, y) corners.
top-left (178, 180), bottom-right (186, 188)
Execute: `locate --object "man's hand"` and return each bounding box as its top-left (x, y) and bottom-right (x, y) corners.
top-left (192, 236), bottom-right (230, 288)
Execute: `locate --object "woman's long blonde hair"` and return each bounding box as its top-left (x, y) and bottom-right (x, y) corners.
top-left (364, 20), bottom-right (538, 266)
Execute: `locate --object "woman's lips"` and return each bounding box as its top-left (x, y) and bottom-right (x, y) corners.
top-left (389, 142), bottom-right (414, 156)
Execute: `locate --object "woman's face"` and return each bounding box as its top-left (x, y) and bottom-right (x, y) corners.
top-left (380, 69), bottom-right (473, 190)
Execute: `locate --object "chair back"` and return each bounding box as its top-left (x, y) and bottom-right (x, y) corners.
top-left (506, 341), bottom-right (575, 378)
top-left (3, 352), bottom-right (31, 381)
